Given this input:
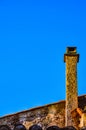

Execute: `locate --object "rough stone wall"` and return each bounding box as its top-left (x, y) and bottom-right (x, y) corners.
top-left (65, 55), bottom-right (78, 126)
top-left (0, 95), bottom-right (86, 130)
top-left (80, 113), bottom-right (86, 127)
top-left (0, 101), bottom-right (65, 130)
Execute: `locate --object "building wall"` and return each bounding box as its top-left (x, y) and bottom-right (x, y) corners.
top-left (0, 95), bottom-right (86, 130)
top-left (0, 101), bottom-right (65, 130)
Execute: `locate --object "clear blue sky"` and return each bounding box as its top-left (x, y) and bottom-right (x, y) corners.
top-left (0, 0), bottom-right (86, 116)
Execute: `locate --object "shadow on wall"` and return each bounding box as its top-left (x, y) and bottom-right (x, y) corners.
top-left (0, 124), bottom-right (85, 130)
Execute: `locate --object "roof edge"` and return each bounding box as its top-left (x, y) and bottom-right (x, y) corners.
top-left (0, 94), bottom-right (86, 119)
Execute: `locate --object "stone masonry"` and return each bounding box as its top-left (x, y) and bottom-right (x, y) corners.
top-left (64, 47), bottom-right (79, 126)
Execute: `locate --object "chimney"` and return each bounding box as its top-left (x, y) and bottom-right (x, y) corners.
top-left (64, 47), bottom-right (79, 126)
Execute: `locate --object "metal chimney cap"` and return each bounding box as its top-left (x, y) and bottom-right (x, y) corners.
top-left (66, 47), bottom-right (77, 54)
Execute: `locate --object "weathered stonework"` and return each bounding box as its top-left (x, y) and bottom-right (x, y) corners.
top-left (80, 113), bottom-right (86, 127)
top-left (0, 95), bottom-right (86, 130)
top-left (0, 101), bottom-right (65, 130)
top-left (64, 47), bottom-right (79, 126)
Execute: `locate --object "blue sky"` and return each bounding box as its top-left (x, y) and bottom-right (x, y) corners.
top-left (0, 0), bottom-right (86, 116)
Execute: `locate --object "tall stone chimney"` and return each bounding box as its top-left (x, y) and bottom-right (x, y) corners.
top-left (64, 47), bottom-right (79, 126)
